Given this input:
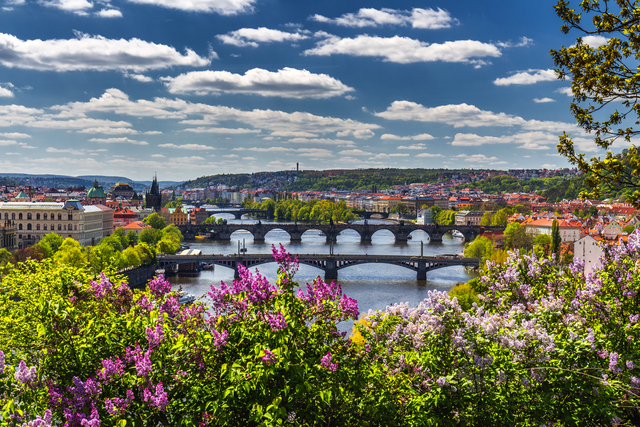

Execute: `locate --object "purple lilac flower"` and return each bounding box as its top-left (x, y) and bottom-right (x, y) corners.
top-left (79, 406), bottom-right (100, 427)
top-left (609, 352), bottom-right (620, 372)
top-left (134, 350), bottom-right (153, 377)
top-left (67, 377), bottom-right (102, 409)
top-left (436, 377), bottom-right (448, 387)
top-left (97, 357), bottom-right (124, 383)
top-left (90, 272), bottom-right (113, 299)
top-left (261, 349), bottom-right (277, 364)
top-left (338, 294), bottom-right (359, 319)
top-left (611, 416), bottom-right (622, 425)
top-left (23, 409), bottom-right (52, 427)
top-left (159, 295), bottom-right (181, 318)
top-left (148, 275), bottom-right (172, 299)
top-left (143, 382), bottom-right (169, 411)
top-left (627, 360), bottom-right (635, 370)
top-left (138, 295), bottom-right (153, 311)
top-left (265, 311), bottom-right (288, 332)
top-left (631, 376), bottom-right (640, 388)
top-left (272, 243), bottom-right (299, 276)
top-left (14, 360), bottom-right (37, 386)
top-left (105, 390), bottom-right (134, 416)
top-left (212, 328), bottom-right (228, 349)
top-left (146, 322), bottom-right (165, 348)
top-left (630, 314), bottom-right (639, 324)
top-left (0, 350), bottom-right (4, 374)
top-left (320, 352), bottom-right (338, 372)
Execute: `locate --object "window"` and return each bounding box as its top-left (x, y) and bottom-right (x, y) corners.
top-left (3, 213), bottom-right (6, 220)
top-left (58, 224), bottom-right (61, 231)
top-left (36, 213), bottom-right (40, 220)
top-left (58, 214), bottom-right (62, 221)
top-left (68, 213), bottom-right (73, 221)
top-left (11, 213), bottom-right (15, 220)
top-left (43, 213), bottom-right (47, 220)
top-left (27, 213), bottom-right (31, 220)
top-left (74, 225), bottom-right (77, 231)
top-left (36, 224), bottom-right (40, 231)
top-left (18, 224), bottom-right (22, 230)
top-left (18, 213), bottom-right (22, 220)
top-left (63, 225), bottom-right (66, 231)
top-left (51, 224), bottom-right (54, 231)
top-left (44, 224), bottom-right (47, 231)
top-left (27, 224), bottom-right (31, 231)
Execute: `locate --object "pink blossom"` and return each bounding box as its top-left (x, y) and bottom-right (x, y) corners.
top-left (320, 351), bottom-right (338, 371)
top-left (143, 382), bottom-right (169, 411)
top-left (148, 275), bottom-right (172, 299)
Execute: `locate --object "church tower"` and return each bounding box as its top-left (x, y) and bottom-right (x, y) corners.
top-left (145, 173), bottom-right (162, 212)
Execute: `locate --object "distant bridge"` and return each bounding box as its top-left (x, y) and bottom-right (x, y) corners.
top-left (206, 209), bottom-right (271, 220)
top-left (177, 221), bottom-right (503, 243)
top-left (158, 253), bottom-right (480, 281)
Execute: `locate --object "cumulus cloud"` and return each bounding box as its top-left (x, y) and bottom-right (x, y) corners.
top-left (579, 35), bottom-right (608, 48)
top-left (336, 129), bottom-right (374, 139)
top-left (95, 8), bottom-right (122, 17)
top-left (338, 149), bottom-right (372, 155)
top-left (40, 0), bottom-right (93, 14)
top-left (296, 148), bottom-right (333, 157)
top-left (0, 139), bottom-right (18, 146)
top-left (495, 37), bottom-right (533, 48)
top-left (88, 137), bottom-right (148, 145)
top-left (455, 153), bottom-right (505, 164)
top-left (556, 87), bottom-right (572, 96)
top-left (380, 133), bottom-right (434, 140)
top-left (285, 137), bottom-right (355, 147)
top-left (452, 131), bottom-right (558, 150)
top-left (451, 133), bottom-right (510, 146)
top-left (309, 7), bottom-right (456, 29)
top-left (216, 27), bottom-right (308, 47)
top-left (158, 143), bottom-right (215, 150)
top-left (270, 131), bottom-right (317, 138)
top-left (163, 68), bottom-right (354, 99)
top-left (125, 73), bottom-right (153, 82)
top-left (493, 69), bottom-right (556, 86)
top-left (0, 132), bottom-right (29, 138)
top-left (183, 127), bottom-right (261, 134)
top-left (415, 153), bottom-right (443, 157)
top-left (369, 153), bottom-right (409, 159)
top-left (534, 97), bottom-right (555, 103)
top-left (304, 35), bottom-right (501, 65)
top-left (78, 127), bottom-right (139, 134)
top-left (0, 32), bottom-right (210, 72)
top-left (125, 0), bottom-right (255, 14)
top-left (0, 87), bottom-right (13, 97)
top-left (397, 143), bottom-right (427, 149)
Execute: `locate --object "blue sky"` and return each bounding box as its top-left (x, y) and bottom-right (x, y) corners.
top-left (0, 0), bottom-right (600, 181)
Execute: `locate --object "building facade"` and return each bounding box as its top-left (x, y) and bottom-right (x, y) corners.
top-left (0, 220), bottom-right (17, 251)
top-left (0, 201), bottom-right (114, 249)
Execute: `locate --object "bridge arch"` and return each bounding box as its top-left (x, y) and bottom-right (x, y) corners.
top-left (408, 229), bottom-right (432, 242)
top-left (230, 228), bottom-right (256, 240)
top-left (336, 228), bottom-right (362, 243)
top-left (370, 227), bottom-right (397, 241)
top-left (263, 228), bottom-right (292, 242)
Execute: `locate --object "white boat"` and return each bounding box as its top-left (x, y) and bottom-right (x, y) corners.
top-left (452, 231), bottom-right (464, 239)
top-left (179, 294), bottom-right (196, 305)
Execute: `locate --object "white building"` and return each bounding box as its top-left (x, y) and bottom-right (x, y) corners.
top-left (574, 235), bottom-right (605, 274)
top-left (0, 201), bottom-right (113, 249)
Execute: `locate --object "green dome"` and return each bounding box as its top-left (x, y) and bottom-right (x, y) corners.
top-left (15, 191), bottom-right (29, 199)
top-left (87, 186), bottom-right (106, 199)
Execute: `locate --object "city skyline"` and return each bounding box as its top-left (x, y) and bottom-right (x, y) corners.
top-left (0, 0), bottom-right (601, 180)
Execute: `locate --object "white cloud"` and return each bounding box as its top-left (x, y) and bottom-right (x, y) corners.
top-left (336, 129), bottom-right (374, 139)
top-left (0, 139), bottom-right (18, 146)
top-left (415, 153), bottom-right (443, 157)
top-left (183, 127), bottom-right (260, 134)
top-left (88, 137), bottom-right (148, 145)
top-left (125, 73), bottom-right (153, 82)
top-left (216, 27), bottom-right (307, 47)
top-left (0, 32), bottom-right (210, 72)
top-left (40, 0), bottom-right (92, 14)
top-left (242, 156), bottom-right (256, 160)
top-left (46, 147), bottom-right (83, 154)
top-left (222, 154), bottom-right (239, 158)
top-left (380, 133), bottom-right (434, 140)
top-left (338, 149), bottom-right (372, 155)
top-left (493, 69), bottom-right (556, 86)
top-left (296, 148), bottom-right (333, 157)
top-left (397, 143), bottom-right (427, 149)
top-left (163, 68), bottom-right (354, 99)
top-left (376, 101), bottom-right (525, 127)
top-left (95, 8), bottom-right (122, 17)
top-left (0, 132), bottom-right (30, 138)
top-left (78, 127), bottom-right (139, 134)
top-left (451, 133), bottom-right (510, 146)
top-left (310, 7), bottom-right (456, 29)
top-left (556, 87), bottom-right (572, 96)
top-left (285, 137), bottom-right (355, 147)
top-left (534, 97), bottom-right (555, 103)
top-left (151, 154), bottom-right (165, 158)
top-left (271, 130), bottom-right (317, 138)
top-left (125, 0), bottom-right (255, 14)
top-left (0, 87), bottom-right (14, 97)
top-left (232, 146), bottom-right (289, 152)
top-left (455, 153), bottom-right (505, 164)
top-left (495, 37), bottom-right (533, 48)
top-left (579, 35), bottom-right (608, 48)
top-left (369, 153), bottom-right (409, 159)
top-left (304, 35), bottom-right (501, 65)
top-left (158, 143), bottom-right (215, 150)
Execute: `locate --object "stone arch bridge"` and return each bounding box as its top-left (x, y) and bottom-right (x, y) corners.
top-left (178, 222), bottom-right (503, 243)
top-left (158, 253), bottom-right (480, 281)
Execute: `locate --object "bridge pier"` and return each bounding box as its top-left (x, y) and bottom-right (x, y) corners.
top-left (289, 231), bottom-right (303, 242)
top-left (429, 232), bottom-right (444, 242)
top-left (213, 232), bottom-right (232, 241)
top-left (417, 259), bottom-right (427, 281)
top-left (253, 232), bottom-right (266, 242)
top-left (325, 257), bottom-right (337, 280)
top-left (325, 232), bottom-right (338, 244)
top-left (360, 233), bottom-right (372, 243)
top-left (394, 231), bottom-right (410, 243)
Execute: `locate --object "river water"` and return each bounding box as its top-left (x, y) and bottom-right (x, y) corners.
top-left (167, 215), bottom-right (477, 332)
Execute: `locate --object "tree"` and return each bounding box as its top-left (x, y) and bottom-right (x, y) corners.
top-left (143, 213), bottom-right (167, 230)
top-left (121, 246), bottom-right (142, 269)
top-left (552, 0), bottom-right (640, 206)
top-left (54, 238), bottom-right (87, 268)
top-left (490, 209), bottom-right (508, 226)
top-left (463, 236), bottom-right (494, 260)
top-left (36, 232), bottom-right (64, 257)
top-left (112, 227), bottom-right (130, 249)
top-left (139, 228), bottom-right (161, 246)
top-left (0, 248), bottom-right (11, 266)
top-left (480, 211), bottom-right (493, 226)
top-left (551, 219), bottom-right (562, 258)
top-left (533, 233), bottom-right (552, 248)
top-left (126, 230), bottom-right (139, 245)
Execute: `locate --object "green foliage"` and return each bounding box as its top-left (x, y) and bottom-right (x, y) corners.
top-left (35, 233), bottom-right (64, 257)
top-left (53, 238), bottom-right (87, 268)
top-left (552, 1), bottom-right (640, 206)
top-left (542, 175), bottom-right (589, 203)
top-left (126, 230), bottom-right (139, 245)
top-left (245, 198), bottom-right (357, 223)
top-left (164, 199), bottom-right (183, 208)
top-left (0, 248), bottom-right (11, 266)
top-left (533, 233), bottom-right (552, 248)
top-left (480, 211), bottom-right (493, 226)
top-left (464, 236), bottom-right (494, 260)
top-left (490, 208), bottom-right (509, 226)
top-left (203, 215), bottom-right (225, 225)
top-left (448, 282), bottom-right (480, 311)
top-left (624, 224), bottom-right (637, 234)
top-left (143, 213), bottom-right (167, 230)
top-left (504, 222), bottom-right (534, 250)
top-left (455, 175), bottom-right (569, 195)
top-left (435, 209), bottom-right (456, 225)
top-left (140, 227), bottom-right (161, 246)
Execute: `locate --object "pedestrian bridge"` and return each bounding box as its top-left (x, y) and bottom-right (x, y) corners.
top-left (157, 253), bottom-right (480, 281)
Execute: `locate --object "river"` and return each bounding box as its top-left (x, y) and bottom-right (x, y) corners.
top-left (167, 215), bottom-right (478, 332)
